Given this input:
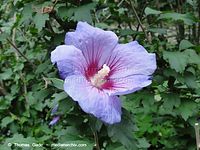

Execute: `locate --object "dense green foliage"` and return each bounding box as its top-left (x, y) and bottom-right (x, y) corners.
top-left (0, 0), bottom-right (200, 149)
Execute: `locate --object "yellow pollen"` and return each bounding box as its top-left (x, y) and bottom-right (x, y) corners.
top-left (90, 64), bottom-right (110, 87)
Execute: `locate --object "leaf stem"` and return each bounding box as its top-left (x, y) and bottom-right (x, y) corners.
top-left (0, 29), bottom-right (35, 68)
top-left (89, 118), bottom-right (100, 150)
top-left (93, 131), bottom-right (100, 150)
top-left (128, 0), bottom-right (151, 43)
top-left (195, 123), bottom-right (200, 150)
top-left (0, 81), bottom-right (7, 96)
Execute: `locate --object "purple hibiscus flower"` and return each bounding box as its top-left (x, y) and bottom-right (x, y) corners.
top-left (51, 22), bottom-right (156, 124)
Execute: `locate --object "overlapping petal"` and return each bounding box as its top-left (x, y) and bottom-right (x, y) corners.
top-left (64, 74), bottom-right (121, 124)
top-left (65, 22), bottom-right (118, 70)
top-left (106, 41), bottom-right (156, 79)
top-left (51, 45), bottom-right (87, 79)
top-left (103, 75), bottom-right (152, 96)
top-left (98, 41), bottom-right (157, 95)
top-left (51, 22), bottom-right (157, 124)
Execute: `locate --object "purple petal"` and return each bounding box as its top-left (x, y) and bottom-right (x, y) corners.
top-left (106, 41), bottom-right (156, 79)
top-left (51, 104), bottom-right (58, 115)
top-left (65, 22), bottom-right (118, 69)
top-left (103, 75), bottom-right (152, 96)
top-left (51, 45), bottom-right (87, 79)
top-left (63, 74), bottom-right (121, 124)
top-left (49, 116), bottom-right (60, 126)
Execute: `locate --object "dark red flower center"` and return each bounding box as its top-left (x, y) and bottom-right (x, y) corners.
top-left (85, 63), bottom-right (113, 90)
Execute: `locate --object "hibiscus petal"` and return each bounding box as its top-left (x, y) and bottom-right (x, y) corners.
top-left (65, 22), bottom-right (118, 68)
top-left (51, 104), bottom-right (58, 115)
top-left (51, 45), bottom-right (87, 79)
top-left (64, 74), bottom-right (121, 124)
top-left (49, 116), bottom-right (60, 126)
top-left (106, 41), bottom-right (156, 79)
top-left (103, 75), bottom-right (152, 96)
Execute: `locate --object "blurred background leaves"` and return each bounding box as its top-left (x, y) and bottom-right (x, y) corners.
top-left (0, 0), bottom-right (200, 149)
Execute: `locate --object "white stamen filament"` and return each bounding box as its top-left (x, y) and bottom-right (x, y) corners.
top-left (90, 64), bottom-right (110, 87)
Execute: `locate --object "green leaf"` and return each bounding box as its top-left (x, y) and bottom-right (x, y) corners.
top-left (25, 89), bottom-right (51, 111)
top-left (58, 6), bottom-right (74, 19)
top-left (26, 92), bottom-right (36, 105)
top-left (145, 7), bottom-right (162, 15)
top-left (163, 51), bottom-right (188, 73)
top-left (57, 127), bottom-right (94, 150)
top-left (0, 69), bottom-right (13, 80)
top-left (34, 89), bottom-right (51, 101)
top-left (0, 32), bottom-right (9, 42)
top-left (162, 93), bottom-right (180, 112)
top-left (158, 13), bottom-right (196, 25)
top-left (179, 40), bottom-right (194, 50)
top-left (36, 60), bottom-right (52, 74)
top-left (107, 111), bottom-right (137, 150)
top-left (75, 3), bottom-right (96, 23)
top-left (52, 91), bottom-right (68, 101)
top-left (141, 93), bottom-right (155, 113)
top-left (69, 3), bottom-right (96, 23)
top-left (177, 101), bottom-right (197, 121)
top-left (58, 98), bottom-right (75, 114)
top-left (20, 3), bottom-right (33, 23)
top-left (106, 143), bottom-right (125, 150)
top-left (47, 78), bottom-right (64, 90)
top-left (1, 116), bottom-right (13, 128)
top-left (184, 49), bottom-right (200, 65)
top-left (184, 72), bottom-right (198, 89)
top-left (33, 13), bottom-right (49, 31)
top-left (13, 63), bottom-right (24, 72)
top-left (148, 28), bottom-right (167, 35)
top-left (95, 23), bottom-right (110, 29)
top-left (121, 94), bottom-right (141, 113)
top-left (137, 138), bottom-right (151, 148)
top-left (164, 50), bottom-right (200, 73)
